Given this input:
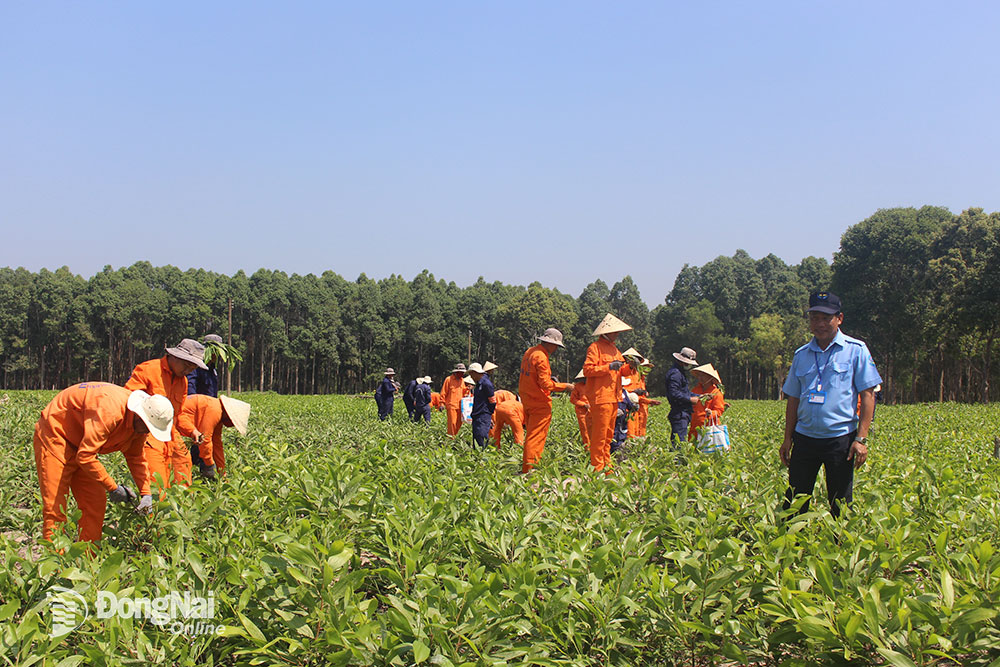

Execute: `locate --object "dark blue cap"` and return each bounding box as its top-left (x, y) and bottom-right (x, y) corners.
top-left (808, 291), bottom-right (842, 315)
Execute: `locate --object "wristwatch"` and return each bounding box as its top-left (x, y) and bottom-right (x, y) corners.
top-left (854, 436), bottom-right (867, 445)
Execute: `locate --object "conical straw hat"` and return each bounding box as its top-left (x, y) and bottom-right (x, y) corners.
top-left (592, 313), bottom-right (632, 336)
top-left (622, 347), bottom-right (642, 360)
top-left (691, 363), bottom-right (721, 385)
top-left (482, 361), bottom-right (498, 372)
top-left (220, 395), bottom-right (251, 435)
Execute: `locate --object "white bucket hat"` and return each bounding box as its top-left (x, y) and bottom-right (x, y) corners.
top-left (468, 362), bottom-right (485, 374)
top-left (537, 328), bottom-right (565, 347)
top-left (166, 338), bottom-right (209, 370)
top-left (592, 313), bottom-right (632, 336)
top-left (220, 395), bottom-right (251, 435)
top-left (463, 376), bottom-right (476, 386)
top-left (384, 368), bottom-right (395, 376)
top-left (127, 390), bottom-right (174, 442)
top-left (423, 376), bottom-right (432, 384)
top-left (673, 347), bottom-right (698, 367)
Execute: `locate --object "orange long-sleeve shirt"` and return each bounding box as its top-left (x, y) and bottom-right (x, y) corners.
top-left (35, 382), bottom-right (151, 494)
top-left (494, 389), bottom-right (517, 405)
top-left (518, 345), bottom-right (571, 407)
top-left (690, 382), bottom-right (726, 431)
top-left (494, 399), bottom-right (524, 423)
top-left (440, 374), bottom-right (465, 409)
top-left (430, 391), bottom-right (445, 410)
top-left (124, 356), bottom-right (187, 442)
top-left (176, 395), bottom-right (228, 467)
top-left (583, 338), bottom-right (624, 405)
top-left (569, 383), bottom-right (590, 415)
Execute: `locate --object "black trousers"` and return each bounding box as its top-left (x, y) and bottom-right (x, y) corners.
top-left (784, 431), bottom-right (856, 518)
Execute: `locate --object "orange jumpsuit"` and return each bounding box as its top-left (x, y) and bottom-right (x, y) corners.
top-left (440, 374), bottom-right (465, 436)
top-left (583, 338), bottom-right (624, 472)
top-left (33, 382), bottom-right (151, 542)
top-left (688, 383), bottom-right (727, 440)
top-left (492, 400), bottom-right (525, 450)
top-left (494, 390), bottom-right (517, 405)
top-left (488, 390), bottom-right (518, 440)
top-left (622, 370), bottom-right (652, 438)
top-left (125, 356), bottom-right (191, 488)
top-left (518, 345), bottom-right (572, 473)
top-left (176, 395), bottom-right (232, 473)
top-left (569, 383), bottom-right (591, 448)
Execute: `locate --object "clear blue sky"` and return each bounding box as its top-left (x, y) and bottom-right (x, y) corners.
top-left (3, 2), bottom-right (998, 306)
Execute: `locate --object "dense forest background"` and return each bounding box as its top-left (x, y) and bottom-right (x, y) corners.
top-left (2, 206), bottom-right (998, 402)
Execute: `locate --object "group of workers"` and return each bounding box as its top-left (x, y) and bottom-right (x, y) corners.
top-left (32, 336), bottom-right (251, 544)
top-left (372, 313), bottom-right (733, 477)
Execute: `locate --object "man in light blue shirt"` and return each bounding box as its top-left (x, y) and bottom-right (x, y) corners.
top-left (779, 291), bottom-right (882, 517)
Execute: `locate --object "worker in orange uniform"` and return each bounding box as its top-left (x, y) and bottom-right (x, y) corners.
top-left (494, 389), bottom-right (517, 404)
top-left (517, 328), bottom-right (573, 474)
top-left (125, 338), bottom-right (207, 490)
top-left (33, 382), bottom-right (173, 542)
top-left (493, 399), bottom-right (525, 450)
top-left (688, 363), bottom-right (727, 440)
top-left (569, 370), bottom-right (591, 450)
top-left (176, 394), bottom-right (251, 478)
top-left (430, 376), bottom-right (445, 412)
top-left (488, 389), bottom-right (517, 440)
top-left (440, 363), bottom-right (467, 436)
top-left (620, 349), bottom-right (661, 438)
top-left (584, 313), bottom-right (632, 473)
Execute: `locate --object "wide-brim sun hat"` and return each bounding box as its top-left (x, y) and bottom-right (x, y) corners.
top-left (203, 334), bottom-right (224, 344)
top-left (452, 363), bottom-right (467, 374)
top-left (127, 390), bottom-right (174, 442)
top-left (627, 392), bottom-right (639, 405)
top-left (468, 362), bottom-right (485, 374)
top-left (592, 313), bottom-right (632, 337)
top-left (622, 347), bottom-right (643, 360)
top-left (220, 395), bottom-right (251, 435)
top-left (536, 328), bottom-right (565, 347)
top-left (423, 376), bottom-right (432, 384)
top-left (384, 368), bottom-right (395, 375)
top-left (672, 347), bottom-right (698, 367)
top-left (691, 363), bottom-right (721, 385)
top-left (482, 361), bottom-right (498, 372)
top-left (166, 338), bottom-right (209, 370)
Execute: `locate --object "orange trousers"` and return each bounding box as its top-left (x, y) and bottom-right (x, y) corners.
top-left (446, 408), bottom-right (463, 436)
top-left (521, 404), bottom-right (552, 474)
top-left (588, 403), bottom-right (617, 472)
top-left (145, 436), bottom-right (192, 491)
top-left (493, 412), bottom-right (524, 450)
top-left (575, 409), bottom-right (591, 448)
top-left (34, 425), bottom-right (108, 543)
top-left (638, 405), bottom-right (648, 436)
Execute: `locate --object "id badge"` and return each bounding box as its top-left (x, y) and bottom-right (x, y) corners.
top-left (807, 390), bottom-right (826, 404)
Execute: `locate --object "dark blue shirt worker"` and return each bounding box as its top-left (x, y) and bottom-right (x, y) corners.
top-left (780, 291), bottom-right (882, 518)
top-left (402, 379), bottom-right (418, 419)
top-left (186, 334), bottom-right (223, 398)
top-left (412, 377), bottom-right (433, 424)
top-left (374, 368), bottom-right (398, 421)
top-left (468, 363), bottom-right (496, 450)
top-left (665, 346), bottom-right (699, 445)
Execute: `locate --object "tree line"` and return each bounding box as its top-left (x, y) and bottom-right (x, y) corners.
top-left (1, 206), bottom-right (997, 402)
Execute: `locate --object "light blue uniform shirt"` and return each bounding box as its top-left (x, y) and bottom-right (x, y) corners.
top-left (781, 329), bottom-right (882, 438)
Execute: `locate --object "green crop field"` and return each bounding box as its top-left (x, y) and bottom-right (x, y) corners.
top-left (1, 392), bottom-right (999, 666)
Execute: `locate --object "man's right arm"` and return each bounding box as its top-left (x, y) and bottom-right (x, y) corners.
top-left (779, 396), bottom-right (798, 467)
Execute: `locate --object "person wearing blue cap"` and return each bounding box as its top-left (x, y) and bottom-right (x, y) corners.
top-left (779, 291), bottom-right (882, 517)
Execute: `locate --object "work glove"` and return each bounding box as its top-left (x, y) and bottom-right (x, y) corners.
top-left (136, 495), bottom-right (153, 515)
top-left (199, 464), bottom-right (217, 480)
top-left (609, 361), bottom-right (624, 371)
top-left (108, 484), bottom-right (137, 504)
